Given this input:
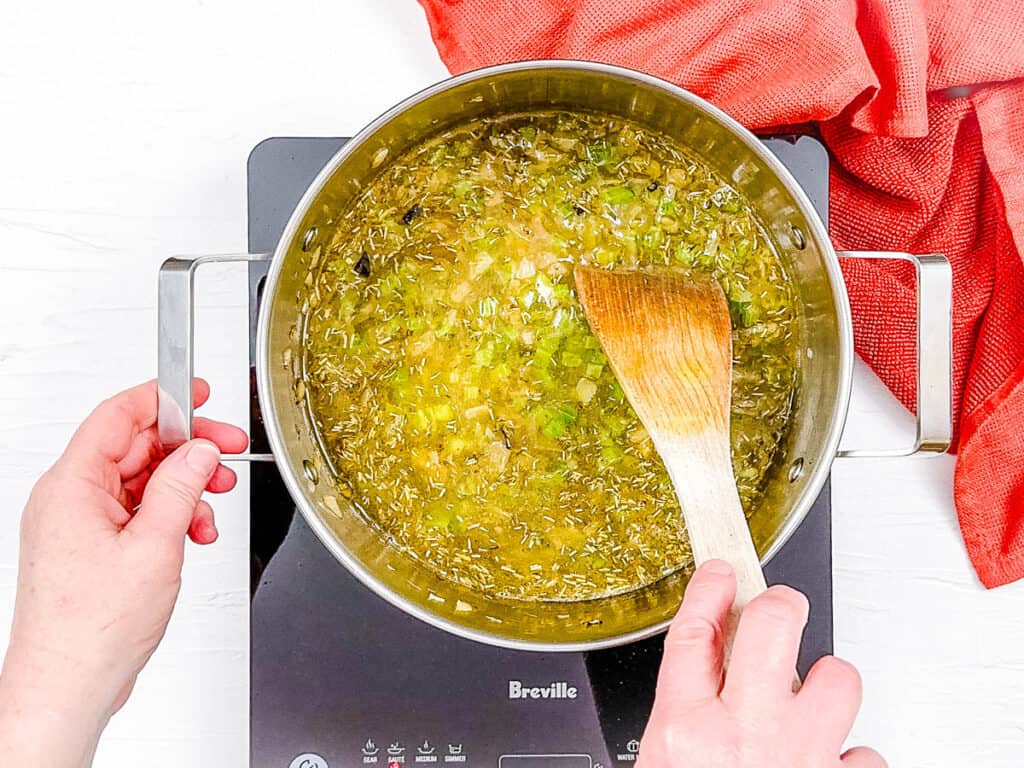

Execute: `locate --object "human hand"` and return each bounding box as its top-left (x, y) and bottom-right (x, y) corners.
top-left (639, 561), bottom-right (885, 768)
top-left (0, 380), bottom-right (246, 767)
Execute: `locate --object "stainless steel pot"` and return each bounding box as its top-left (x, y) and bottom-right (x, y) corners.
top-left (157, 61), bottom-right (953, 651)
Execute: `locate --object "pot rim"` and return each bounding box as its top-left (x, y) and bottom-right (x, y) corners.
top-left (256, 59), bottom-right (854, 652)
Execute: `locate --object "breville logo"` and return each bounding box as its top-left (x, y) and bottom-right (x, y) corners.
top-left (508, 680), bottom-right (579, 700)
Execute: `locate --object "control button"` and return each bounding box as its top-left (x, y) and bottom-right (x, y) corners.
top-left (388, 742), bottom-right (407, 765)
top-left (362, 739), bottom-right (381, 763)
top-left (615, 740), bottom-right (640, 762)
top-left (289, 754), bottom-right (328, 768)
top-left (444, 744), bottom-right (466, 763)
top-left (415, 740), bottom-right (438, 763)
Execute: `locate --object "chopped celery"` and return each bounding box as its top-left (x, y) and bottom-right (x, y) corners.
top-left (430, 403), bottom-right (454, 422)
top-left (473, 344), bottom-right (495, 366)
top-left (658, 198), bottom-right (678, 216)
top-left (640, 228), bottom-right (662, 251)
top-left (552, 283), bottom-right (572, 303)
top-left (561, 351), bottom-right (584, 368)
top-left (411, 410), bottom-right (430, 432)
top-left (540, 403), bottom-right (578, 440)
top-left (674, 244), bottom-right (698, 266)
top-left (587, 140), bottom-right (613, 166)
top-left (479, 296), bottom-right (498, 317)
top-left (600, 443), bottom-right (625, 465)
top-left (601, 186), bottom-right (635, 205)
top-left (728, 288), bottom-right (759, 327)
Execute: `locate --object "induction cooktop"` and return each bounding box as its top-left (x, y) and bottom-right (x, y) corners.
top-left (247, 135), bottom-right (833, 768)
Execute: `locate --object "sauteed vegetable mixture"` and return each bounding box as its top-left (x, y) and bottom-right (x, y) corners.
top-left (302, 111), bottom-right (800, 601)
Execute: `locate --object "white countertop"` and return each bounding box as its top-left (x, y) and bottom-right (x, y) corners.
top-left (1, 1), bottom-right (1021, 766)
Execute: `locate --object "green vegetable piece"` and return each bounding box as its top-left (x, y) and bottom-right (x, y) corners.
top-left (640, 228), bottom-right (662, 251)
top-left (674, 244), bottom-right (697, 266)
top-left (561, 351), bottom-right (584, 368)
top-left (728, 288), bottom-right (760, 327)
top-left (555, 403), bottom-right (578, 423)
top-left (601, 186), bottom-right (635, 205)
top-left (452, 179), bottom-right (474, 197)
top-left (542, 418), bottom-right (568, 439)
top-left (473, 344), bottom-right (495, 367)
top-left (479, 296), bottom-right (498, 317)
top-left (600, 443), bottom-right (626, 465)
top-left (431, 403), bottom-right (455, 422)
top-left (428, 144), bottom-right (447, 166)
top-left (587, 141), bottom-right (613, 166)
top-left (427, 508), bottom-right (453, 529)
top-left (734, 238), bottom-right (753, 261)
top-left (411, 410), bottom-right (431, 432)
top-left (537, 403), bottom-right (578, 440)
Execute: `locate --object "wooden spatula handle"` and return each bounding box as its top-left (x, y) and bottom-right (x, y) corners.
top-left (659, 438), bottom-right (767, 661)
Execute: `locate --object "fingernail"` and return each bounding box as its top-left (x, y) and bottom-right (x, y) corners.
top-left (702, 560), bottom-right (733, 576)
top-left (185, 441), bottom-right (220, 475)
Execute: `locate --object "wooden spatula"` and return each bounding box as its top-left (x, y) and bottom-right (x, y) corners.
top-left (574, 264), bottom-right (768, 648)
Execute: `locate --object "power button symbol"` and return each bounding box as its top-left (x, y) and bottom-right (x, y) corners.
top-left (289, 754), bottom-right (328, 768)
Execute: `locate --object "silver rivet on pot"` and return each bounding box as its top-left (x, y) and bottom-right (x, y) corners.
top-left (788, 457), bottom-right (804, 482)
top-left (302, 226), bottom-right (318, 251)
top-left (302, 459), bottom-right (319, 484)
top-left (790, 224), bottom-right (806, 250)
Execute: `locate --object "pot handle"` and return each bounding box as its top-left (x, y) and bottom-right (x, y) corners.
top-left (158, 254), bottom-right (275, 463)
top-left (834, 251), bottom-right (953, 458)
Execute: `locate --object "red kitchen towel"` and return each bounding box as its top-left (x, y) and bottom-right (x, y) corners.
top-left (417, 0), bottom-right (1024, 587)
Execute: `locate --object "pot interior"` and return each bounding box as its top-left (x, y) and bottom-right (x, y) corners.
top-left (259, 62), bottom-right (849, 649)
